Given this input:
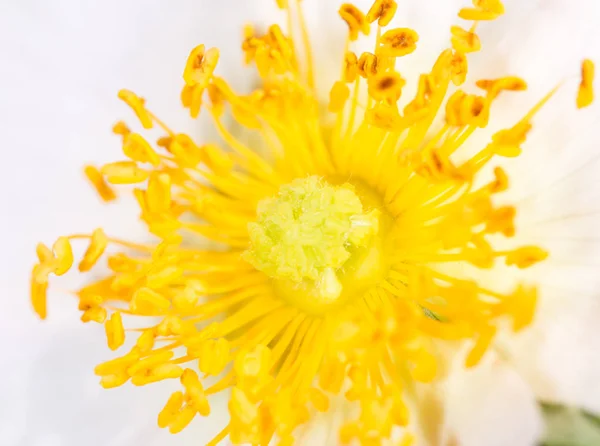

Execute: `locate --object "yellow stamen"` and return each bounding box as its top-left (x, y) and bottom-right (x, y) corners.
top-left (84, 166), bottom-right (117, 202)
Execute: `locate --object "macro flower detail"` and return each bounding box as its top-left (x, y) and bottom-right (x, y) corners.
top-left (30, 0), bottom-right (595, 444)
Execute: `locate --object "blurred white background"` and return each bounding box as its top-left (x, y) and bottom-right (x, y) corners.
top-left (1, 0), bottom-right (600, 445)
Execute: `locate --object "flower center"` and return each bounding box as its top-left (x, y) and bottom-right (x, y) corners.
top-left (243, 176), bottom-right (389, 314)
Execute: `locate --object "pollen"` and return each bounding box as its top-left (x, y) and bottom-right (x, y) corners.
top-left (31, 0), bottom-right (594, 444)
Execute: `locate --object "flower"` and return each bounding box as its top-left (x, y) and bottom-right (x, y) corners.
top-left (29, 0), bottom-right (595, 444)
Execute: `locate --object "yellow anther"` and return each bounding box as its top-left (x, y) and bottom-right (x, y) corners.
top-left (449, 51), bottom-right (468, 86)
top-left (344, 51), bottom-right (359, 83)
top-left (32, 261), bottom-right (55, 284)
top-left (169, 406), bottom-right (197, 434)
top-left (157, 315), bottom-right (187, 337)
top-left (318, 358), bottom-right (345, 394)
top-left (130, 287), bottom-right (171, 314)
top-left (112, 121), bottom-right (130, 138)
top-left (486, 206), bottom-right (516, 237)
top-left (158, 391), bottom-right (184, 428)
top-left (107, 253), bottom-right (138, 273)
top-left (100, 372), bottom-right (129, 389)
top-left (34, 242), bottom-right (61, 282)
top-left (417, 149), bottom-right (462, 181)
top-left (489, 166), bottom-right (509, 193)
top-left (198, 338), bottom-right (230, 376)
top-left (409, 74), bottom-right (435, 110)
top-left (450, 26), bottom-right (481, 54)
top-left (229, 387), bottom-right (260, 444)
top-left (147, 265), bottom-right (183, 288)
top-left (329, 81), bottom-right (350, 112)
top-left (153, 363), bottom-right (185, 380)
top-left (101, 161), bottom-right (150, 184)
top-left (339, 4), bottom-right (370, 41)
top-left (173, 284), bottom-right (201, 312)
top-left (367, 71), bottom-right (406, 102)
top-left (505, 246), bottom-right (548, 268)
top-left (95, 350), bottom-right (140, 376)
top-left (146, 173), bottom-right (171, 214)
top-left (465, 325), bottom-right (496, 367)
top-left (445, 90), bottom-right (489, 127)
top-left (183, 44), bottom-right (220, 87)
top-left (459, 0), bottom-right (505, 21)
top-left (36, 243), bottom-right (54, 264)
top-left (118, 89), bottom-right (153, 129)
top-left (201, 143), bottom-right (234, 175)
top-left (476, 76), bottom-right (527, 99)
top-left (430, 48), bottom-right (453, 84)
top-left (235, 345), bottom-right (271, 379)
top-left (131, 363), bottom-right (184, 386)
top-left (181, 368), bottom-right (210, 416)
top-left (136, 328), bottom-right (156, 353)
top-left (127, 351), bottom-right (174, 376)
top-left (357, 52), bottom-right (380, 78)
top-left (267, 25), bottom-right (293, 60)
top-left (577, 58), bottom-right (594, 109)
top-left (366, 103), bottom-right (403, 130)
top-left (52, 236), bottom-right (73, 276)
top-left (123, 133), bottom-right (160, 167)
top-left (180, 83), bottom-right (203, 118)
top-left (78, 228), bottom-right (108, 272)
top-left (81, 306), bottom-right (107, 324)
top-left (510, 285), bottom-right (538, 332)
top-left (105, 311), bottom-right (125, 351)
top-left (490, 120), bottom-right (532, 157)
top-left (208, 79), bottom-right (229, 115)
top-left (78, 294), bottom-right (103, 311)
top-left (234, 345), bottom-right (272, 396)
top-left (366, 0), bottom-right (397, 27)
top-left (378, 28), bottom-right (419, 57)
top-left (168, 134), bottom-right (203, 168)
top-left (241, 24), bottom-right (259, 59)
top-left (30, 267), bottom-right (48, 319)
top-left (84, 165), bottom-right (117, 202)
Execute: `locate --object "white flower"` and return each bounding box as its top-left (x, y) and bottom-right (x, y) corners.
top-left (1, 1), bottom-right (598, 445)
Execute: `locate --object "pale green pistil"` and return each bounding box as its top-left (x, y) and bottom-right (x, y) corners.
top-left (244, 176), bottom-right (379, 300)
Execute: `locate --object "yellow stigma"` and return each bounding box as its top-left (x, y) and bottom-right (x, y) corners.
top-left (244, 176), bottom-right (380, 305)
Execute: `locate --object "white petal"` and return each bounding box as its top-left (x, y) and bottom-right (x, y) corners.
top-left (441, 351), bottom-right (544, 446)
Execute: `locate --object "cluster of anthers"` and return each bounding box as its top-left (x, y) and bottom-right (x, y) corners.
top-left (31, 0), bottom-right (594, 444)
